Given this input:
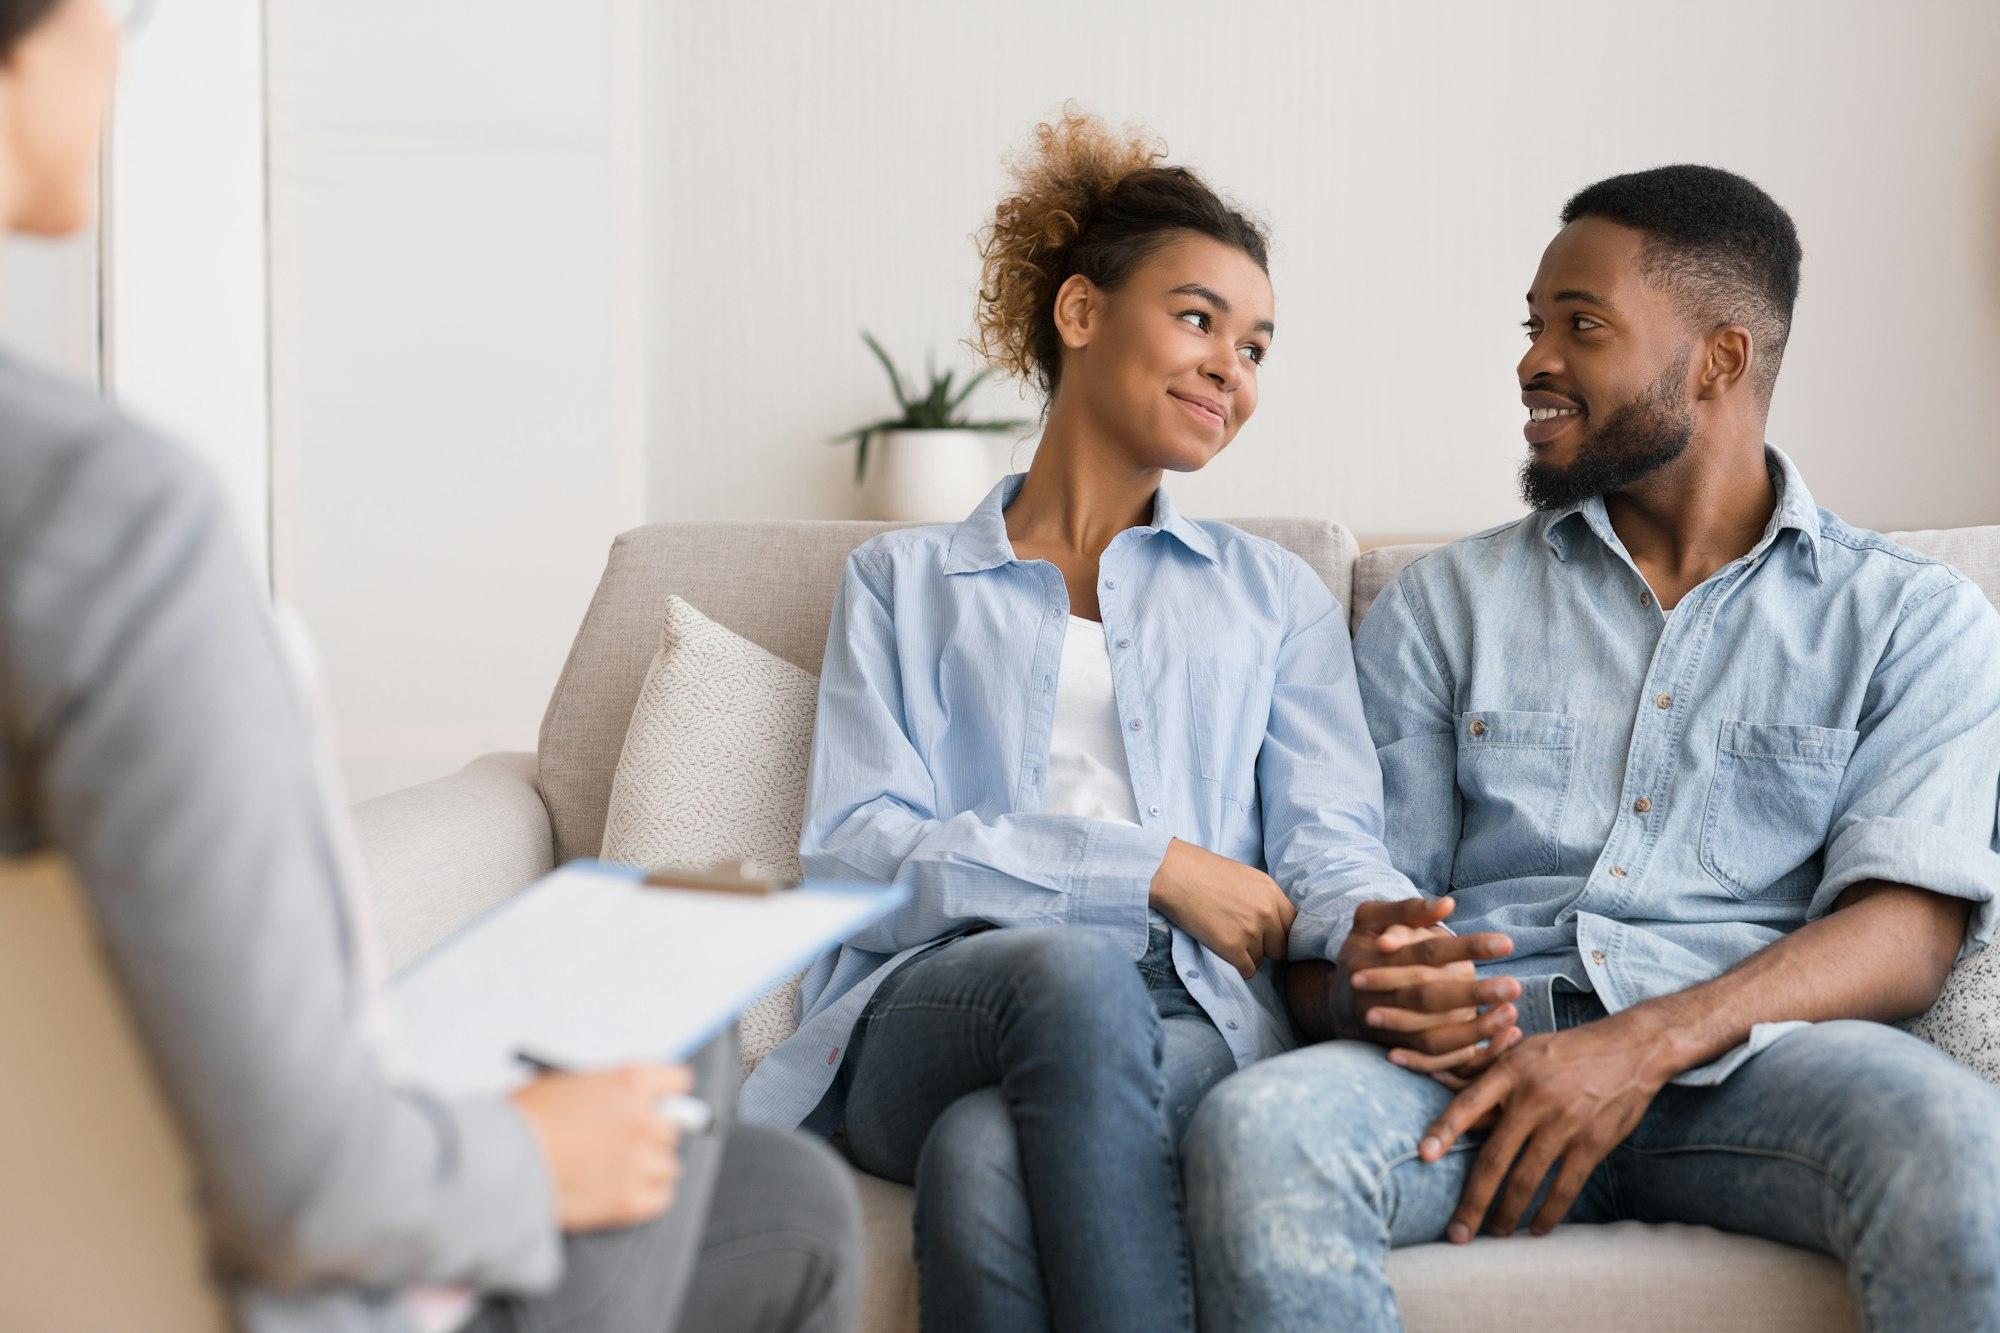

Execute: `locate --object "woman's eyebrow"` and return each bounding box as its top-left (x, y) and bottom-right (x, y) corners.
top-left (1170, 283), bottom-right (1275, 336)
top-left (1170, 282), bottom-right (1229, 310)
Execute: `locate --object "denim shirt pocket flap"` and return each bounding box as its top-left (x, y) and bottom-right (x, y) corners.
top-left (1450, 709), bottom-right (1578, 889)
top-left (1189, 657), bottom-right (1276, 808)
top-left (1458, 708), bottom-right (1576, 751)
top-left (1701, 720), bottom-right (1861, 901)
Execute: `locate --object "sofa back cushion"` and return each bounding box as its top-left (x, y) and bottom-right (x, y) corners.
top-left (538, 517), bottom-right (1358, 863)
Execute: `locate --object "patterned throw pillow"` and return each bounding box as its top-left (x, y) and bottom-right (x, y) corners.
top-left (1906, 938), bottom-right (2000, 1087)
top-left (600, 596), bottom-right (818, 1077)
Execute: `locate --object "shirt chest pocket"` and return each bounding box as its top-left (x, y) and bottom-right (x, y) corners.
top-left (1699, 720), bottom-right (1860, 901)
top-left (1451, 709), bottom-right (1578, 890)
top-left (1189, 658), bottom-right (1275, 810)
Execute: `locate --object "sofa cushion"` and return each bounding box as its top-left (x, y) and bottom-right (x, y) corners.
top-left (1889, 523), bottom-right (2000, 605)
top-left (1887, 526), bottom-right (2000, 1083)
top-left (1906, 944), bottom-right (2000, 1084)
top-left (853, 1175), bottom-right (1850, 1332)
top-left (539, 518), bottom-right (1357, 864)
top-left (1351, 541), bottom-right (1442, 629)
top-left (598, 596), bottom-right (819, 1076)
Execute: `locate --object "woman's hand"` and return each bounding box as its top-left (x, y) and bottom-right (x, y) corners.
top-left (1148, 838), bottom-right (1297, 978)
top-left (512, 1063), bottom-right (691, 1232)
top-left (1336, 898), bottom-right (1521, 1082)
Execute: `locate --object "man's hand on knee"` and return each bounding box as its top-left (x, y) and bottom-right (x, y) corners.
top-left (1420, 1009), bottom-right (1678, 1241)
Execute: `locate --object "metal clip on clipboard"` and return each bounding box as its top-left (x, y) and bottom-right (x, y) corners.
top-left (641, 861), bottom-right (799, 896)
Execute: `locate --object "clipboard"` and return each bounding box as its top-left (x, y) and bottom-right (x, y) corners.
top-left (384, 859), bottom-right (905, 1096)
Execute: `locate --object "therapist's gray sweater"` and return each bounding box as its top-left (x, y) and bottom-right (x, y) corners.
top-left (0, 352), bottom-right (559, 1323)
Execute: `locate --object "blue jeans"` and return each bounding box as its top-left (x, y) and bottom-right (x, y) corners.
top-left (1184, 988), bottom-right (2000, 1331)
top-left (838, 925), bottom-right (1237, 1333)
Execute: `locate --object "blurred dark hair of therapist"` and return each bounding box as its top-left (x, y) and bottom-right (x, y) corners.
top-left (0, 3), bottom-right (859, 1330)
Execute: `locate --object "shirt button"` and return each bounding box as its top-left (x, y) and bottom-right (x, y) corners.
top-left (1640, 592), bottom-right (1652, 607)
top-left (1116, 637), bottom-right (1130, 648)
top-left (1042, 676), bottom-right (1053, 691)
top-left (1590, 949), bottom-right (1607, 965)
top-left (1148, 804), bottom-right (1162, 816)
top-left (1103, 578), bottom-right (1117, 590)
top-left (1468, 719), bottom-right (1487, 738)
top-left (1185, 969), bottom-right (1201, 981)
top-left (1130, 718), bottom-right (1144, 731)
top-left (1634, 797), bottom-right (1653, 814)
top-left (826, 1047), bottom-right (840, 1066)
top-left (1655, 693), bottom-right (1672, 710)
top-left (1226, 1020), bottom-right (1240, 1031)
top-left (1610, 866), bottom-right (1628, 879)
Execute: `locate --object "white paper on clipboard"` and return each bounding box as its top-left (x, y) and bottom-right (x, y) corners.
top-left (384, 859), bottom-right (906, 1097)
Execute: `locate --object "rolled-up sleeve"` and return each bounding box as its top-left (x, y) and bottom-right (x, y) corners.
top-left (1811, 575), bottom-right (2000, 952)
top-left (1261, 557), bottom-right (1417, 963)
top-left (802, 548), bottom-right (1169, 956)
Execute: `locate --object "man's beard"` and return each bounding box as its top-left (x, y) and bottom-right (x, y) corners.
top-left (1520, 351), bottom-right (1694, 512)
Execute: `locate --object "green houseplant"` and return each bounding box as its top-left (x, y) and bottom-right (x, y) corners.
top-left (837, 331), bottom-right (1029, 519)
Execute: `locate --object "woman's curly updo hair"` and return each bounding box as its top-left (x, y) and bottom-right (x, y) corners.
top-left (975, 105), bottom-right (1269, 398)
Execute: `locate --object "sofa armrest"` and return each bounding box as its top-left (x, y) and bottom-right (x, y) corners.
top-left (352, 752), bottom-right (556, 974)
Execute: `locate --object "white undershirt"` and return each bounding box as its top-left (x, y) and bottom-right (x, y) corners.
top-left (1045, 616), bottom-right (1165, 927)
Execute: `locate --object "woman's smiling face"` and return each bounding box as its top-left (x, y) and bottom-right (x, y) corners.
top-left (1053, 231), bottom-right (1275, 474)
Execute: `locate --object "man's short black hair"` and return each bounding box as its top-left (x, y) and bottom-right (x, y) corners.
top-left (1562, 165), bottom-right (1802, 402)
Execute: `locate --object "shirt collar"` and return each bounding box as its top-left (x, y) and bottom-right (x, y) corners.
top-left (1540, 445), bottom-right (1824, 582)
top-left (942, 472), bottom-right (1220, 575)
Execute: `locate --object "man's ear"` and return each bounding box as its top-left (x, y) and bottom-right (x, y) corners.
top-left (1697, 324), bottom-right (1753, 401)
top-left (1051, 273), bottom-right (1102, 352)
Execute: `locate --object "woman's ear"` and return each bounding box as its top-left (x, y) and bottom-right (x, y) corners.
top-left (1051, 273), bottom-right (1101, 352)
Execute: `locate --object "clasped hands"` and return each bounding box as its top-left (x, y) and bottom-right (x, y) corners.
top-left (1335, 896), bottom-right (1522, 1086)
top-left (1155, 855), bottom-right (1677, 1244)
top-left (1325, 897), bottom-right (1676, 1242)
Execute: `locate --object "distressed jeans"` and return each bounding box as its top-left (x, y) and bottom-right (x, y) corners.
top-left (838, 925), bottom-right (1237, 1333)
top-left (1184, 989), bottom-right (2000, 1331)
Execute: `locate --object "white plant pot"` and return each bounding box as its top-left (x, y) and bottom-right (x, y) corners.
top-left (861, 429), bottom-right (1003, 522)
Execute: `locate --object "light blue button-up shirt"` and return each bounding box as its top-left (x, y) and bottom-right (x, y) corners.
top-left (1354, 447), bottom-right (2000, 1083)
top-left (741, 473), bottom-right (1414, 1130)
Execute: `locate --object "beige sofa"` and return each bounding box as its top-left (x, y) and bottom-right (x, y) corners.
top-left (353, 516), bottom-right (2000, 1333)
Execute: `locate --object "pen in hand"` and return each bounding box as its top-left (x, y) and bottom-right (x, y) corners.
top-left (515, 1049), bottom-right (716, 1134)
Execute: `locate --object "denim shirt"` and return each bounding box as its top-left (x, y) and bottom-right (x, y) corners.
top-left (1354, 447), bottom-right (2000, 1083)
top-left (741, 474), bottom-right (1414, 1130)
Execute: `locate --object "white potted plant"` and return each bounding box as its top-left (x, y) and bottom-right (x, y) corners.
top-left (838, 331), bottom-right (1029, 521)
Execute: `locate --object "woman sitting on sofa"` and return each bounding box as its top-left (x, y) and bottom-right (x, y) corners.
top-left (740, 108), bottom-right (1521, 1332)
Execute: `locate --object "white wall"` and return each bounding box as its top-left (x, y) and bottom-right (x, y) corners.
top-left (105, 0), bottom-right (271, 574)
top-left (0, 231), bottom-right (98, 386)
top-left (0, 3), bottom-right (268, 569)
top-left (267, 0), bottom-right (648, 800)
top-left (646, 0), bottom-right (2000, 539)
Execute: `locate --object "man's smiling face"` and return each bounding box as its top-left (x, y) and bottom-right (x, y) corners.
top-left (1515, 216), bottom-right (1700, 511)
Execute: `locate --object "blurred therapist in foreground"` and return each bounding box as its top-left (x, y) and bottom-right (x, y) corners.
top-left (0, 1), bottom-right (859, 1329)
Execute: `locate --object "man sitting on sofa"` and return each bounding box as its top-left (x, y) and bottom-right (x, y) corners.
top-left (1181, 164), bottom-right (2000, 1331)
